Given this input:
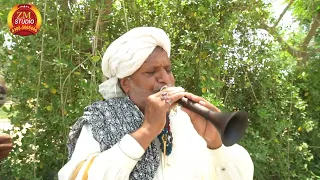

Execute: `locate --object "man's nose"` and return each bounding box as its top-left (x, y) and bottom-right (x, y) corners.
top-left (157, 68), bottom-right (171, 84)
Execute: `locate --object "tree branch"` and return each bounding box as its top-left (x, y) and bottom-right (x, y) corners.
top-left (302, 47), bottom-right (320, 64)
top-left (100, 0), bottom-right (113, 82)
top-left (260, 23), bottom-right (305, 58)
top-left (301, 12), bottom-right (320, 51)
top-left (273, 0), bottom-right (294, 28)
top-left (260, 7), bottom-right (320, 66)
top-left (310, 47), bottom-right (320, 56)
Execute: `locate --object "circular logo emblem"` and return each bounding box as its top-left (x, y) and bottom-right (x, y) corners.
top-left (7, 4), bottom-right (42, 36)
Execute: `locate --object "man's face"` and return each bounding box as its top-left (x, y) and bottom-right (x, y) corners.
top-left (122, 47), bottom-right (175, 112)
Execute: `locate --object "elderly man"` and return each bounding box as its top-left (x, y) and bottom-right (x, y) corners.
top-left (58, 27), bottom-right (254, 180)
top-left (0, 79), bottom-right (13, 161)
top-left (0, 78), bottom-right (7, 107)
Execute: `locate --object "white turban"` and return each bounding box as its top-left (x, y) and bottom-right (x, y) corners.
top-left (99, 27), bottom-right (171, 100)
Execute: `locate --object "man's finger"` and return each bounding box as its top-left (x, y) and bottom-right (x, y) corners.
top-left (184, 92), bottom-right (204, 102)
top-left (0, 134), bottom-right (12, 143)
top-left (169, 92), bottom-right (186, 105)
top-left (184, 92), bottom-right (220, 112)
top-left (199, 101), bottom-right (221, 112)
top-left (0, 143), bottom-right (13, 151)
top-left (180, 107), bottom-right (197, 122)
top-left (0, 151), bottom-right (11, 160)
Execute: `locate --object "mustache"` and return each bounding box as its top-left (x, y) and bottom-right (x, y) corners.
top-left (154, 84), bottom-right (173, 93)
top-left (128, 80), bottom-right (172, 94)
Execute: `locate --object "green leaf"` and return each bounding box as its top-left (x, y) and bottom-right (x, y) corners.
top-left (91, 56), bottom-right (100, 62)
top-left (201, 69), bottom-right (207, 74)
top-left (26, 55), bottom-right (32, 60)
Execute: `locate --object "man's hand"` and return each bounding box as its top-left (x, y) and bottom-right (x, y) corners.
top-left (181, 92), bottom-right (223, 149)
top-left (131, 87), bottom-right (186, 150)
top-left (0, 134), bottom-right (13, 160)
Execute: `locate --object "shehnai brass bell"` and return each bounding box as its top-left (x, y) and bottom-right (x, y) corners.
top-left (177, 97), bottom-right (248, 146)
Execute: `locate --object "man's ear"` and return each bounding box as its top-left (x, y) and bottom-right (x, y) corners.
top-left (119, 78), bottom-right (130, 95)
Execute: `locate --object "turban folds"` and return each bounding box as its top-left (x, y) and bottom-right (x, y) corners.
top-left (99, 27), bottom-right (171, 100)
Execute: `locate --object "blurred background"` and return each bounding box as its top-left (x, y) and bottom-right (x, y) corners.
top-left (0, 0), bottom-right (319, 179)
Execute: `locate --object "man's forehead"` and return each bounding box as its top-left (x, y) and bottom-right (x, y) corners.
top-left (143, 54), bottom-right (171, 66)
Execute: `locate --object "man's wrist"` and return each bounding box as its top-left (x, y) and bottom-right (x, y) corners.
top-left (130, 126), bottom-right (157, 150)
top-left (206, 139), bottom-right (223, 150)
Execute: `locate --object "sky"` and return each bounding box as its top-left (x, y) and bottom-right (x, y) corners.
top-left (270, 0), bottom-right (299, 31)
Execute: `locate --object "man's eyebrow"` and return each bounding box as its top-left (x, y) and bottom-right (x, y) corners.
top-left (142, 58), bottom-right (171, 68)
top-left (144, 63), bottom-right (171, 69)
top-left (142, 61), bottom-right (160, 67)
top-left (141, 63), bottom-right (156, 69)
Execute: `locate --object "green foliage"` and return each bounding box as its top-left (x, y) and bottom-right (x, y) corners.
top-left (0, 0), bottom-right (319, 179)
top-left (290, 0), bottom-right (320, 24)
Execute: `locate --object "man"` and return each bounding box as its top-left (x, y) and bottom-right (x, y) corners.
top-left (0, 78), bottom-right (7, 107)
top-left (0, 78), bottom-right (13, 161)
top-left (58, 27), bottom-right (254, 180)
top-left (0, 134), bottom-right (12, 160)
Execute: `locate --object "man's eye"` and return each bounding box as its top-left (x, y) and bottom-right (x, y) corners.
top-left (146, 71), bottom-right (155, 75)
top-left (166, 69), bottom-right (172, 73)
